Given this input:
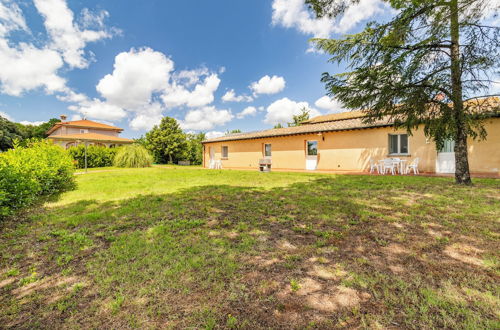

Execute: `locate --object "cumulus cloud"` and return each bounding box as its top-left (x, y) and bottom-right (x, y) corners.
top-left (264, 97), bottom-right (321, 125)
top-left (128, 103), bottom-right (164, 131)
top-left (0, 41), bottom-right (66, 96)
top-left (20, 120), bottom-right (45, 126)
top-left (236, 106), bottom-right (257, 119)
top-left (162, 73), bottom-right (221, 108)
top-left (0, 1), bottom-right (28, 36)
top-left (205, 131), bottom-right (225, 139)
top-left (179, 106), bottom-right (233, 130)
top-left (97, 48), bottom-right (174, 109)
top-left (0, 110), bottom-right (13, 121)
top-left (33, 0), bottom-right (116, 68)
top-left (68, 98), bottom-right (127, 121)
top-left (222, 89), bottom-right (253, 102)
top-left (250, 75), bottom-right (286, 95)
top-left (272, 0), bottom-right (386, 38)
top-left (0, 0), bottom-right (116, 97)
top-left (314, 95), bottom-right (344, 113)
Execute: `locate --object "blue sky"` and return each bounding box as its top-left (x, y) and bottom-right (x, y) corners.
top-left (0, 0), bottom-right (400, 138)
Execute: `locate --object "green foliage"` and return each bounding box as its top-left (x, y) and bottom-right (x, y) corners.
top-left (0, 140), bottom-right (75, 217)
top-left (17, 118), bottom-right (61, 140)
top-left (273, 123), bottom-right (284, 129)
top-left (288, 107), bottom-right (310, 127)
top-left (308, 0), bottom-right (500, 184)
top-left (184, 132), bottom-right (205, 165)
top-left (225, 129), bottom-right (241, 135)
top-left (0, 116), bottom-right (24, 151)
top-left (67, 144), bottom-right (118, 168)
top-left (0, 116), bottom-right (61, 151)
top-left (145, 117), bottom-right (187, 164)
top-left (113, 145), bottom-right (153, 168)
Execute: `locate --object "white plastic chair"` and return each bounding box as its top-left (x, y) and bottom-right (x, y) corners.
top-left (369, 158), bottom-right (380, 174)
top-left (407, 157), bottom-right (420, 174)
top-left (382, 159), bottom-right (397, 175)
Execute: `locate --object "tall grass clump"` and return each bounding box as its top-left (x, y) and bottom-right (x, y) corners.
top-left (113, 144), bottom-right (153, 168)
top-left (0, 140), bottom-right (75, 217)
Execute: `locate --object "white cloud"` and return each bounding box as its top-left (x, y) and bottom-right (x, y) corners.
top-left (250, 75), bottom-right (286, 95)
top-left (172, 67), bottom-right (209, 87)
top-left (129, 102), bottom-right (164, 131)
top-left (236, 106), bottom-right (257, 119)
top-left (264, 97), bottom-right (321, 125)
top-left (180, 106), bottom-right (233, 131)
top-left (0, 1), bottom-right (28, 37)
top-left (0, 110), bottom-right (13, 121)
top-left (33, 0), bottom-right (116, 68)
top-left (0, 0), bottom-right (116, 97)
top-left (69, 98), bottom-right (126, 121)
top-left (272, 0), bottom-right (386, 38)
top-left (205, 131), bottom-right (225, 139)
top-left (162, 73), bottom-right (221, 108)
top-left (222, 89), bottom-right (253, 102)
top-left (314, 95), bottom-right (344, 113)
top-left (97, 48), bottom-right (174, 110)
top-left (20, 120), bottom-right (44, 126)
top-left (0, 40), bottom-right (66, 96)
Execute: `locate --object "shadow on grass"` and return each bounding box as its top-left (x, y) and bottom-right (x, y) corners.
top-left (0, 176), bottom-right (499, 328)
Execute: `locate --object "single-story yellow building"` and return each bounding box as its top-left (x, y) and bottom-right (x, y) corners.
top-left (202, 101), bottom-right (500, 175)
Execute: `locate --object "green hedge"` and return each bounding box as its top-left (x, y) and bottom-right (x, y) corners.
top-left (0, 140), bottom-right (75, 217)
top-left (67, 145), bottom-right (118, 168)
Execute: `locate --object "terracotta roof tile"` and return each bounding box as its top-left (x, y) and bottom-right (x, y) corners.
top-left (203, 117), bottom-right (392, 143)
top-left (302, 109), bottom-right (366, 124)
top-left (48, 133), bottom-right (133, 143)
top-left (47, 119), bottom-right (123, 135)
top-left (203, 97), bottom-right (500, 144)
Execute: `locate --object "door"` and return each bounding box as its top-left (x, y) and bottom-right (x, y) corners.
top-left (209, 147), bottom-right (215, 168)
top-left (436, 139), bottom-right (455, 173)
top-left (305, 141), bottom-right (318, 170)
top-left (209, 147), bottom-right (215, 161)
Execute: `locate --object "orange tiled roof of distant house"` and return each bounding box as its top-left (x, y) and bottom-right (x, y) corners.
top-left (47, 133), bottom-right (133, 143)
top-left (47, 119), bottom-right (124, 135)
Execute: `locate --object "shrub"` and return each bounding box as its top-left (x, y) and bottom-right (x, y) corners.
top-left (113, 145), bottom-right (153, 168)
top-left (0, 140), bottom-right (75, 217)
top-left (67, 144), bottom-right (118, 168)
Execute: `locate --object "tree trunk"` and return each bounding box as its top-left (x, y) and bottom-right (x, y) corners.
top-left (449, 0), bottom-right (472, 185)
top-left (169, 153), bottom-right (173, 164)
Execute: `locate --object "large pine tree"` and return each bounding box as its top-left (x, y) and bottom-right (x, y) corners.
top-left (307, 0), bottom-right (500, 184)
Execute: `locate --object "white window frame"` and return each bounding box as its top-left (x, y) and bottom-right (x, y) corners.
top-left (306, 140), bottom-right (318, 156)
top-left (80, 129), bottom-right (89, 134)
top-left (264, 143), bottom-right (272, 157)
top-left (388, 134), bottom-right (409, 155)
top-left (221, 146), bottom-right (229, 159)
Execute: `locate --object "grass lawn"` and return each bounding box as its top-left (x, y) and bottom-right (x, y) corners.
top-left (0, 167), bottom-right (499, 329)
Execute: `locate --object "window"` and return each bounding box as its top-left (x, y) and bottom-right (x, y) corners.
top-left (80, 129), bottom-right (88, 134)
top-left (307, 141), bottom-right (318, 156)
top-left (221, 146), bottom-right (228, 158)
top-left (264, 144), bottom-right (272, 157)
top-left (388, 134), bottom-right (409, 155)
top-left (439, 139), bottom-right (455, 153)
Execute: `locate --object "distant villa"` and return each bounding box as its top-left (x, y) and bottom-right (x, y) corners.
top-left (47, 115), bottom-right (133, 149)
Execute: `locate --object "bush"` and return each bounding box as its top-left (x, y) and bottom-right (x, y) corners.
top-left (67, 144), bottom-right (118, 168)
top-left (0, 140), bottom-right (75, 217)
top-left (113, 145), bottom-right (153, 168)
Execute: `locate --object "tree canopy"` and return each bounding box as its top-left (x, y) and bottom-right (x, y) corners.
top-left (145, 117), bottom-right (187, 164)
top-left (307, 0), bottom-right (500, 184)
top-left (288, 107), bottom-right (310, 127)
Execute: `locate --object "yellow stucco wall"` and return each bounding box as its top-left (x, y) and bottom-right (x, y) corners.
top-left (203, 118), bottom-right (500, 174)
